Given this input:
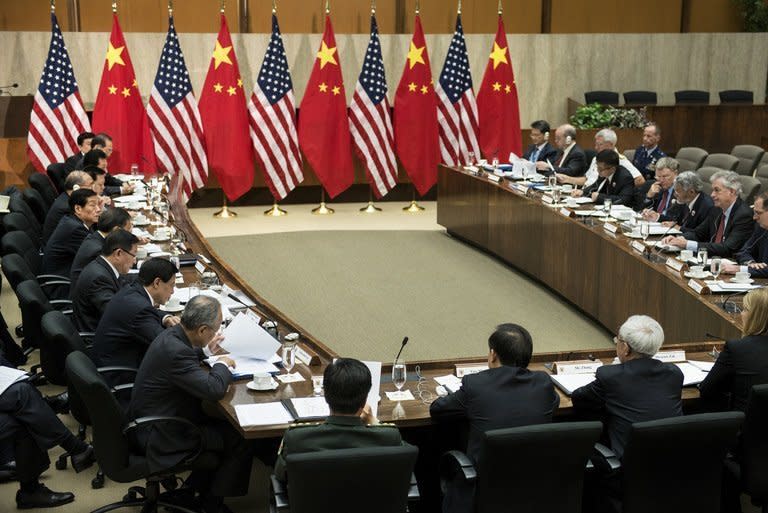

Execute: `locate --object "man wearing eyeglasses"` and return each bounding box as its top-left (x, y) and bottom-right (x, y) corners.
top-left (722, 191), bottom-right (768, 278)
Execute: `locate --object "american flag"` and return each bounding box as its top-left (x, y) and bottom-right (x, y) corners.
top-left (436, 15), bottom-right (480, 167)
top-left (27, 13), bottom-right (90, 172)
top-left (249, 14), bottom-right (302, 201)
top-left (147, 16), bottom-right (208, 204)
top-left (349, 15), bottom-right (397, 198)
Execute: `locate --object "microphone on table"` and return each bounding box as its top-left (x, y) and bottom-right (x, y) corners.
top-left (394, 336), bottom-right (409, 363)
top-left (721, 291), bottom-right (748, 314)
top-left (704, 332), bottom-right (726, 341)
top-left (647, 206), bottom-right (685, 261)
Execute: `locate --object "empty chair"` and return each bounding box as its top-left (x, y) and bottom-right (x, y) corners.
top-left (623, 91), bottom-right (657, 105)
top-left (738, 176), bottom-right (762, 205)
top-left (731, 145), bottom-right (765, 176)
top-left (1, 253), bottom-right (70, 298)
top-left (675, 147), bottom-right (709, 172)
top-left (1, 231), bottom-right (44, 272)
top-left (675, 90), bottom-right (710, 104)
top-left (719, 90), bottom-right (754, 104)
top-left (22, 188), bottom-right (48, 225)
top-left (273, 445), bottom-right (419, 513)
top-left (696, 166), bottom-right (720, 197)
top-left (8, 193), bottom-right (42, 243)
top-left (28, 172), bottom-right (58, 207)
top-left (585, 90), bottom-right (619, 105)
top-left (592, 412), bottom-right (744, 513)
top-left (623, 149), bottom-right (636, 163)
top-left (755, 164), bottom-right (768, 193)
top-left (46, 162), bottom-right (70, 194)
top-left (702, 153), bottom-right (740, 172)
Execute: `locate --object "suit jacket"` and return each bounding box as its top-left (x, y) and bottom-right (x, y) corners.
top-left (70, 231), bottom-right (106, 285)
top-left (699, 335), bottom-right (768, 412)
top-left (64, 152), bottom-right (82, 172)
top-left (128, 324), bottom-right (232, 473)
top-left (682, 197), bottom-right (755, 257)
top-left (632, 146), bottom-right (666, 178)
top-left (733, 226), bottom-right (768, 278)
top-left (430, 365), bottom-right (559, 464)
top-left (583, 166), bottom-right (635, 206)
top-left (42, 192), bottom-right (70, 246)
top-left (572, 358), bottom-right (683, 459)
top-left (41, 214), bottom-right (90, 278)
top-left (274, 416), bottom-right (404, 482)
top-left (661, 193), bottom-right (714, 229)
top-left (551, 144), bottom-right (587, 177)
top-left (523, 142), bottom-right (558, 163)
top-left (634, 180), bottom-right (675, 215)
top-left (72, 257), bottom-right (121, 333)
top-left (104, 171), bottom-right (123, 196)
top-left (92, 283), bottom-right (165, 370)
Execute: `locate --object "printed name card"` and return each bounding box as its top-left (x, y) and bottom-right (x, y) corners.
top-left (687, 279), bottom-right (710, 295)
top-left (603, 223), bottom-right (619, 234)
top-left (294, 344), bottom-right (320, 366)
top-left (512, 183), bottom-right (528, 194)
top-left (653, 350), bottom-right (687, 363)
top-left (194, 260), bottom-right (206, 275)
top-left (630, 241), bottom-right (647, 254)
top-left (486, 173), bottom-right (501, 183)
top-left (553, 360), bottom-right (603, 375)
top-left (559, 207), bottom-right (573, 218)
top-left (455, 365), bottom-right (488, 378)
top-left (542, 195), bottom-right (554, 204)
top-left (665, 258), bottom-right (685, 272)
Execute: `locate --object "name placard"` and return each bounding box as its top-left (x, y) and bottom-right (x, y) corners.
top-left (653, 350), bottom-right (687, 363)
top-left (559, 207), bottom-right (573, 218)
top-left (542, 195), bottom-right (554, 204)
top-left (455, 365), bottom-right (488, 378)
top-left (197, 253), bottom-right (211, 264)
top-left (512, 183), bottom-right (528, 194)
top-left (666, 258), bottom-right (685, 272)
top-left (553, 360), bottom-right (603, 375)
top-left (487, 174), bottom-right (501, 183)
top-left (194, 260), bottom-right (206, 275)
top-left (294, 344), bottom-right (320, 366)
top-left (631, 240), bottom-right (647, 254)
top-left (603, 223), bottom-right (618, 234)
top-left (687, 279), bottom-right (710, 295)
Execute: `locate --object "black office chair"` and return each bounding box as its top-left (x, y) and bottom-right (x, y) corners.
top-left (65, 350), bottom-right (217, 513)
top-left (8, 194), bottom-right (42, 244)
top-left (623, 91), bottom-right (657, 105)
top-left (2, 230), bottom-right (46, 273)
top-left (719, 90), bottom-right (754, 104)
top-left (2, 213), bottom-right (38, 243)
top-left (731, 145), bottom-right (765, 176)
top-left (1, 252), bottom-right (70, 299)
top-left (46, 162), bottom-right (70, 194)
top-left (28, 172), bottom-right (58, 207)
top-left (439, 421), bottom-right (602, 513)
top-left (724, 385), bottom-right (768, 513)
top-left (675, 90), bottom-right (710, 104)
top-left (592, 412), bottom-right (744, 513)
top-left (22, 188), bottom-right (49, 225)
top-left (584, 91), bottom-right (619, 105)
top-left (272, 445), bottom-right (419, 513)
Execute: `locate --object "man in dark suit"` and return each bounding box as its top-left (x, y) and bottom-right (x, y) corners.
top-left (70, 207), bottom-right (132, 286)
top-left (90, 133), bottom-right (134, 196)
top-left (63, 131), bottom-right (94, 172)
top-left (129, 295), bottom-right (251, 513)
top-left (663, 170), bottom-right (754, 257)
top-left (723, 192), bottom-right (768, 278)
top-left (572, 315), bottom-right (683, 459)
top-left (41, 171), bottom-right (93, 246)
top-left (430, 323), bottom-right (559, 513)
top-left (631, 123), bottom-right (666, 179)
top-left (575, 150), bottom-right (635, 206)
top-left (653, 171), bottom-right (715, 229)
top-left (41, 189), bottom-right (101, 285)
top-left (535, 124), bottom-right (587, 177)
top-left (275, 358), bottom-right (404, 483)
top-left (72, 229), bottom-right (138, 333)
top-left (522, 120), bottom-right (557, 163)
top-left (638, 157), bottom-right (679, 218)
top-left (92, 257), bottom-right (179, 373)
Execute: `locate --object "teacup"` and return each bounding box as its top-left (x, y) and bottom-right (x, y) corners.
top-left (680, 249), bottom-right (694, 261)
top-left (165, 297), bottom-right (182, 310)
top-left (734, 271), bottom-right (751, 283)
top-left (251, 372), bottom-right (273, 389)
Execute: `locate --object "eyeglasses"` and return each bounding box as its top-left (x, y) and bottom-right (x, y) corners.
top-left (612, 336), bottom-right (626, 345)
top-left (120, 249), bottom-right (137, 259)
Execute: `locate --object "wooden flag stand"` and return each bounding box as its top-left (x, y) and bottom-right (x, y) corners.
top-left (213, 191), bottom-right (237, 218)
top-left (311, 189), bottom-right (334, 215)
top-left (403, 185), bottom-right (425, 212)
top-left (264, 201), bottom-right (287, 217)
top-left (360, 187), bottom-right (382, 213)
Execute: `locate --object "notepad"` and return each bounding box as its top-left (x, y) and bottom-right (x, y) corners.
top-left (550, 374), bottom-right (596, 396)
top-left (284, 397), bottom-right (330, 421)
top-left (674, 362), bottom-right (710, 386)
top-left (234, 402), bottom-right (294, 427)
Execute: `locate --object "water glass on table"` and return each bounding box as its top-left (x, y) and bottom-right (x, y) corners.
top-left (392, 359), bottom-right (407, 392)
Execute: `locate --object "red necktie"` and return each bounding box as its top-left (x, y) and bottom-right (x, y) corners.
top-left (656, 189), bottom-right (669, 214)
top-left (556, 152), bottom-right (565, 167)
top-left (714, 215), bottom-right (726, 243)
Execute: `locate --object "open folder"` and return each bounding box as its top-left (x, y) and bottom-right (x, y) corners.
top-left (234, 397), bottom-right (330, 428)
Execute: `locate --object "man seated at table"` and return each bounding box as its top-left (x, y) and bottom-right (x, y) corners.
top-left (722, 191), bottom-right (768, 278)
top-left (129, 295), bottom-right (252, 513)
top-left (42, 170), bottom-right (93, 246)
top-left (90, 133), bottom-right (134, 196)
top-left (534, 124), bottom-right (586, 177)
top-left (637, 157), bottom-right (679, 219)
top-left (64, 131), bottom-right (94, 172)
top-left (72, 229), bottom-right (138, 333)
top-left (558, 129), bottom-right (644, 188)
top-left (661, 170), bottom-right (754, 257)
top-left (572, 150), bottom-right (635, 206)
top-left (70, 207), bottom-right (132, 286)
top-left (92, 257), bottom-right (180, 375)
top-left (430, 323), bottom-right (559, 513)
top-left (631, 123), bottom-right (666, 180)
top-left (653, 171), bottom-right (714, 229)
top-left (522, 120), bottom-right (557, 164)
top-left (274, 358), bottom-right (404, 483)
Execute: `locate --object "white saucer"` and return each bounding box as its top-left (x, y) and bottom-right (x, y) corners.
top-left (151, 236), bottom-right (171, 242)
top-left (684, 271), bottom-right (712, 279)
top-left (246, 380), bottom-right (278, 391)
top-left (133, 220), bottom-right (150, 227)
top-left (730, 278), bottom-right (754, 284)
top-left (160, 304), bottom-right (184, 313)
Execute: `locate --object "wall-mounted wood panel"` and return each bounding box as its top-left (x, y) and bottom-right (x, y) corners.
top-left (0, 2), bottom-right (73, 31)
top-left (78, 0), bottom-right (241, 33)
top-left (402, 0), bottom-right (542, 34)
top-left (684, 0), bottom-right (742, 33)
top-left (245, 0), bottom-right (399, 34)
top-left (550, 0), bottom-right (683, 33)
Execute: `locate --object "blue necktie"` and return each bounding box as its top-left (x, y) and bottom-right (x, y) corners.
top-left (531, 147), bottom-right (540, 162)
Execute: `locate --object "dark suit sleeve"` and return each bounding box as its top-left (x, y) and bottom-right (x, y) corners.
top-left (88, 274), bottom-right (119, 318)
top-left (698, 342), bottom-right (734, 409)
top-left (132, 308), bottom-right (166, 347)
top-left (554, 152), bottom-right (586, 177)
top-left (634, 181), bottom-right (654, 211)
top-left (168, 349), bottom-right (232, 401)
top-left (429, 376), bottom-right (470, 422)
top-left (104, 172), bottom-right (123, 187)
top-left (571, 374), bottom-right (607, 414)
top-left (698, 208), bottom-right (755, 257)
top-left (596, 173), bottom-right (635, 206)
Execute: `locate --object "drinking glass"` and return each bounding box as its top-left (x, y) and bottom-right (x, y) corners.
top-left (547, 175), bottom-right (557, 189)
top-left (281, 340), bottom-right (297, 374)
top-left (711, 257), bottom-right (722, 280)
top-left (640, 221), bottom-right (650, 242)
top-left (130, 163), bottom-right (139, 177)
top-left (392, 359), bottom-right (407, 392)
top-left (699, 248), bottom-right (708, 266)
top-left (551, 186), bottom-right (561, 204)
top-left (603, 198), bottom-right (613, 217)
top-left (311, 375), bottom-right (324, 396)
top-left (491, 156), bottom-right (499, 172)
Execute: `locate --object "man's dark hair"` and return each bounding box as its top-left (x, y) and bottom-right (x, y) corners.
top-left (138, 257), bottom-right (177, 286)
top-left (102, 229), bottom-right (139, 256)
top-left (97, 207), bottom-right (131, 232)
top-left (83, 165), bottom-right (106, 180)
top-left (530, 120), bottom-right (550, 134)
top-left (596, 149), bottom-right (620, 168)
top-left (488, 323), bottom-right (533, 368)
top-left (77, 131), bottom-right (95, 147)
top-left (68, 188), bottom-right (97, 212)
top-left (83, 149), bottom-right (107, 168)
top-left (91, 133), bottom-right (112, 148)
top-left (323, 358), bottom-right (372, 414)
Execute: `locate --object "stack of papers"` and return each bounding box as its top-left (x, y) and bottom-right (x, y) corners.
top-left (221, 312), bottom-right (281, 360)
top-left (674, 362), bottom-right (710, 386)
top-left (705, 281), bottom-right (762, 293)
top-left (235, 402), bottom-right (293, 427)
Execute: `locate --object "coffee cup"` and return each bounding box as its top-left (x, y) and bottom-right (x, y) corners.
top-left (251, 372), bottom-right (273, 389)
top-left (136, 247), bottom-right (148, 259)
top-left (734, 271), bottom-right (751, 283)
top-left (680, 249), bottom-right (694, 261)
top-left (690, 265), bottom-right (705, 276)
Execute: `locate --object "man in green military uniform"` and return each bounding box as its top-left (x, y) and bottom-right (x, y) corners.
top-left (274, 358), bottom-right (404, 482)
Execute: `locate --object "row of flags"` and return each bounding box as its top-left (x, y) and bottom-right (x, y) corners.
top-left (27, 9), bottom-right (522, 204)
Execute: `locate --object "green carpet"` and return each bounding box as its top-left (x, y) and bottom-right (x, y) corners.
top-left (207, 230), bottom-right (613, 362)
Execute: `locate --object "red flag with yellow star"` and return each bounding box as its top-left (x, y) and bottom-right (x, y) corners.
top-left (92, 14), bottom-right (156, 174)
top-left (298, 15), bottom-right (354, 199)
top-left (477, 14), bottom-right (522, 160)
top-left (394, 15), bottom-right (439, 196)
top-left (198, 14), bottom-right (254, 201)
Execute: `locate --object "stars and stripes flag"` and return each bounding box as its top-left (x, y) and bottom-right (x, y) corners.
top-left (147, 16), bottom-right (208, 204)
top-left (349, 14), bottom-right (397, 199)
top-left (436, 14), bottom-right (480, 167)
top-left (248, 14), bottom-right (303, 201)
top-left (27, 13), bottom-right (90, 172)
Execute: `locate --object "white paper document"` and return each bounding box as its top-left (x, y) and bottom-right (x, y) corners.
top-left (221, 312), bottom-right (281, 360)
top-left (688, 360), bottom-right (715, 372)
top-left (363, 361), bottom-right (382, 417)
top-left (550, 374), bottom-right (596, 396)
top-left (385, 390), bottom-right (416, 401)
top-left (434, 374), bottom-right (463, 393)
top-left (289, 397), bottom-right (330, 419)
top-left (206, 355), bottom-right (279, 378)
top-left (705, 281), bottom-right (762, 293)
top-left (674, 362), bottom-right (710, 386)
top-left (0, 367), bottom-right (28, 396)
top-left (234, 402), bottom-right (293, 427)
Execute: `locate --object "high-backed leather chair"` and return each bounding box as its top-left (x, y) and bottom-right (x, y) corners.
top-left (623, 91), bottom-right (657, 105)
top-left (675, 147), bottom-right (709, 172)
top-left (675, 90), bottom-right (710, 104)
top-left (731, 145), bottom-right (765, 176)
top-left (585, 91), bottom-right (619, 105)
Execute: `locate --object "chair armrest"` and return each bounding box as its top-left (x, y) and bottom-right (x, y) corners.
top-left (49, 300), bottom-right (72, 311)
top-left (37, 274), bottom-right (71, 283)
top-left (123, 416), bottom-right (205, 467)
top-left (97, 366), bottom-right (138, 377)
top-left (270, 475), bottom-right (289, 512)
top-left (590, 443), bottom-right (621, 473)
top-left (408, 472), bottom-right (420, 501)
top-left (440, 450), bottom-right (477, 484)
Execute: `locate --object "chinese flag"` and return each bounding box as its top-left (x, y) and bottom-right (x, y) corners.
top-left (394, 15), bottom-right (439, 197)
top-left (298, 15), bottom-right (354, 199)
top-left (477, 14), bottom-right (522, 161)
top-left (92, 14), bottom-right (156, 174)
top-left (199, 14), bottom-right (255, 201)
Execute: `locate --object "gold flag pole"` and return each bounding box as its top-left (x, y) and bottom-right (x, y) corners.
top-left (213, 190), bottom-right (237, 218)
top-left (50, 0), bottom-right (55, 13)
top-left (264, 200), bottom-right (287, 216)
top-left (498, 0), bottom-right (503, 15)
top-left (458, 0), bottom-right (462, 15)
top-left (415, 0), bottom-right (420, 15)
top-left (220, 0), bottom-right (225, 13)
top-left (325, 0), bottom-right (330, 15)
top-left (272, 0), bottom-right (276, 14)
top-left (403, 186), bottom-right (425, 212)
top-left (371, 0), bottom-right (375, 15)
top-left (360, 188), bottom-right (382, 213)
top-left (112, 1), bottom-right (117, 13)
top-left (168, 0), bottom-right (173, 15)
top-left (311, 189), bottom-right (334, 215)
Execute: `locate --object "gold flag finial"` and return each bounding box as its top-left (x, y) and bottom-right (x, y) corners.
top-left (325, 0), bottom-right (330, 14)
top-left (112, 2), bottom-right (117, 14)
top-left (50, 0), bottom-right (55, 13)
top-left (458, 0), bottom-right (462, 15)
top-left (371, 0), bottom-right (375, 15)
top-left (272, 0), bottom-right (276, 14)
top-left (220, 0), bottom-right (225, 14)
top-left (168, 0), bottom-right (173, 15)
top-left (498, 0), bottom-right (503, 15)
top-left (415, 0), bottom-right (420, 15)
